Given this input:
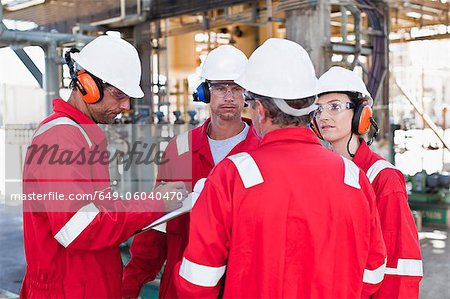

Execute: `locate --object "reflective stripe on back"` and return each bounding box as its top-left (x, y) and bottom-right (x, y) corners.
top-left (228, 152), bottom-right (264, 188)
top-left (33, 117), bottom-right (93, 148)
top-left (342, 157), bottom-right (361, 189)
top-left (366, 160), bottom-right (397, 183)
top-left (176, 132), bottom-right (189, 156)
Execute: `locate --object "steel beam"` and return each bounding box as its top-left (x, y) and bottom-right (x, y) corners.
top-left (12, 48), bottom-right (43, 88)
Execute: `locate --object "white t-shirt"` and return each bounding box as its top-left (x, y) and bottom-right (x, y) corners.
top-left (207, 122), bottom-right (250, 165)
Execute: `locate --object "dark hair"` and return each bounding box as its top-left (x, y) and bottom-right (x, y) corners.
top-left (247, 91), bottom-right (316, 127)
top-left (318, 91), bottom-right (368, 105)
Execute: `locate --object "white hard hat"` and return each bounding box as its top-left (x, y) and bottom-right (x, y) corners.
top-left (72, 35), bottom-right (144, 98)
top-left (201, 45), bottom-right (248, 81)
top-left (318, 66), bottom-right (373, 106)
top-left (235, 38), bottom-right (318, 100)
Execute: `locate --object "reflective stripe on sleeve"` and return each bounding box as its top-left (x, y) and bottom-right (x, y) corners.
top-left (54, 202), bottom-right (100, 247)
top-left (386, 259), bottom-right (423, 277)
top-left (363, 259), bottom-right (387, 284)
top-left (228, 152), bottom-right (264, 188)
top-left (179, 257), bottom-right (226, 287)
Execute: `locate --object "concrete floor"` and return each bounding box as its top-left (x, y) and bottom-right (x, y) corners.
top-left (418, 228), bottom-right (450, 298)
top-left (0, 206), bottom-right (449, 298)
top-left (0, 206), bottom-right (25, 298)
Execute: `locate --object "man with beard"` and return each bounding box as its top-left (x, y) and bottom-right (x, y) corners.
top-left (21, 35), bottom-right (186, 298)
top-left (122, 45), bottom-right (260, 298)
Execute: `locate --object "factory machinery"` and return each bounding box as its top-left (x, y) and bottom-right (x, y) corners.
top-left (407, 171), bottom-right (450, 228)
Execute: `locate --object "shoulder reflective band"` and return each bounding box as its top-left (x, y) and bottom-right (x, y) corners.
top-left (228, 152), bottom-right (264, 188)
top-left (363, 259), bottom-right (387, 284)
top-left (179, 257), bottom-right (226, 287)
top-left (386, 259), bottom-right (423, 277)
top-left (54, 202), bottom-right (100, 247)
top-left (176, 132), bottom-right (189, 156)
top-left (366, 160), bottom-right (397, 184)
top-left (342, 157), bottom-right (361, 189)
top-left (33, 117), bottom-right (93, 148)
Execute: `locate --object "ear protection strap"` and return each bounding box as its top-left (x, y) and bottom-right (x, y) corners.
top-left (368, 118), bottom-right (379, 146)
top-left (310, 117), bottom-right (323, 140)
top-left (64, 48), bottom-right (80, 80)
top-left (347, 134), bottom-right (355, 158)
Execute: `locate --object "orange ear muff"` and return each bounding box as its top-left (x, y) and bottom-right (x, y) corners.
top-left (75, 70), bottom-right (104, 104)
top-left (310, 117), bottom-right (324, 140)
top-left (352, 102), bottom-right (373, 135)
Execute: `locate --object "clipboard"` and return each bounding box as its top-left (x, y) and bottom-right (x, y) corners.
top-left (138, 178), bottom-right (206, 234)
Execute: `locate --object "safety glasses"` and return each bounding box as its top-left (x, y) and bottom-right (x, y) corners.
top-left (104, 85), bottom-right (130, 101)
top-left (314, 101), bottom-right (355, 117)
top-left (209, 83), bottom-right (244, 99)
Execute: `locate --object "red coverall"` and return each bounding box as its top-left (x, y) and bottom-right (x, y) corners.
top-left (353, 139), bottom-right (423, 298)
top-left (21, 99), bottom-right (164, 298)
top-left (173, 127), bottom-right (387, 298)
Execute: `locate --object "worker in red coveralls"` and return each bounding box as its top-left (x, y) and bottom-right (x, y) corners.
top-left (21, 35), bottom-right (186, 298)
top-left (172, 38), bottom-right (387, 298)
top-left (121, 45), bottom-right (260, 298)
top-left (312, 66), bottom-right (423, 298)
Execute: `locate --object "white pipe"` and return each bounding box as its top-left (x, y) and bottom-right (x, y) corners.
top-left (1, 27), bottom-right (94, 44)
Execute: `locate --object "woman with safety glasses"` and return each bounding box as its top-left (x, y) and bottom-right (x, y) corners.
top-left (312, 66), bottom-right (423, 299)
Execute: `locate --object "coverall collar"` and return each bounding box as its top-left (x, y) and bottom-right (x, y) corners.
top-left (261, 126), bottom-right (322, 147)
top-left (191, 117), bottom-right (255, 153)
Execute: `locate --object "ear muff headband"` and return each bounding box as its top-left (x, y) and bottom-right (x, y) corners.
top-left (352, 101), bottom-right (373, 135)
top-left (192, 82), bottom-right (210, 103)
top-left (65, 48), bottom-right (104, 104)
